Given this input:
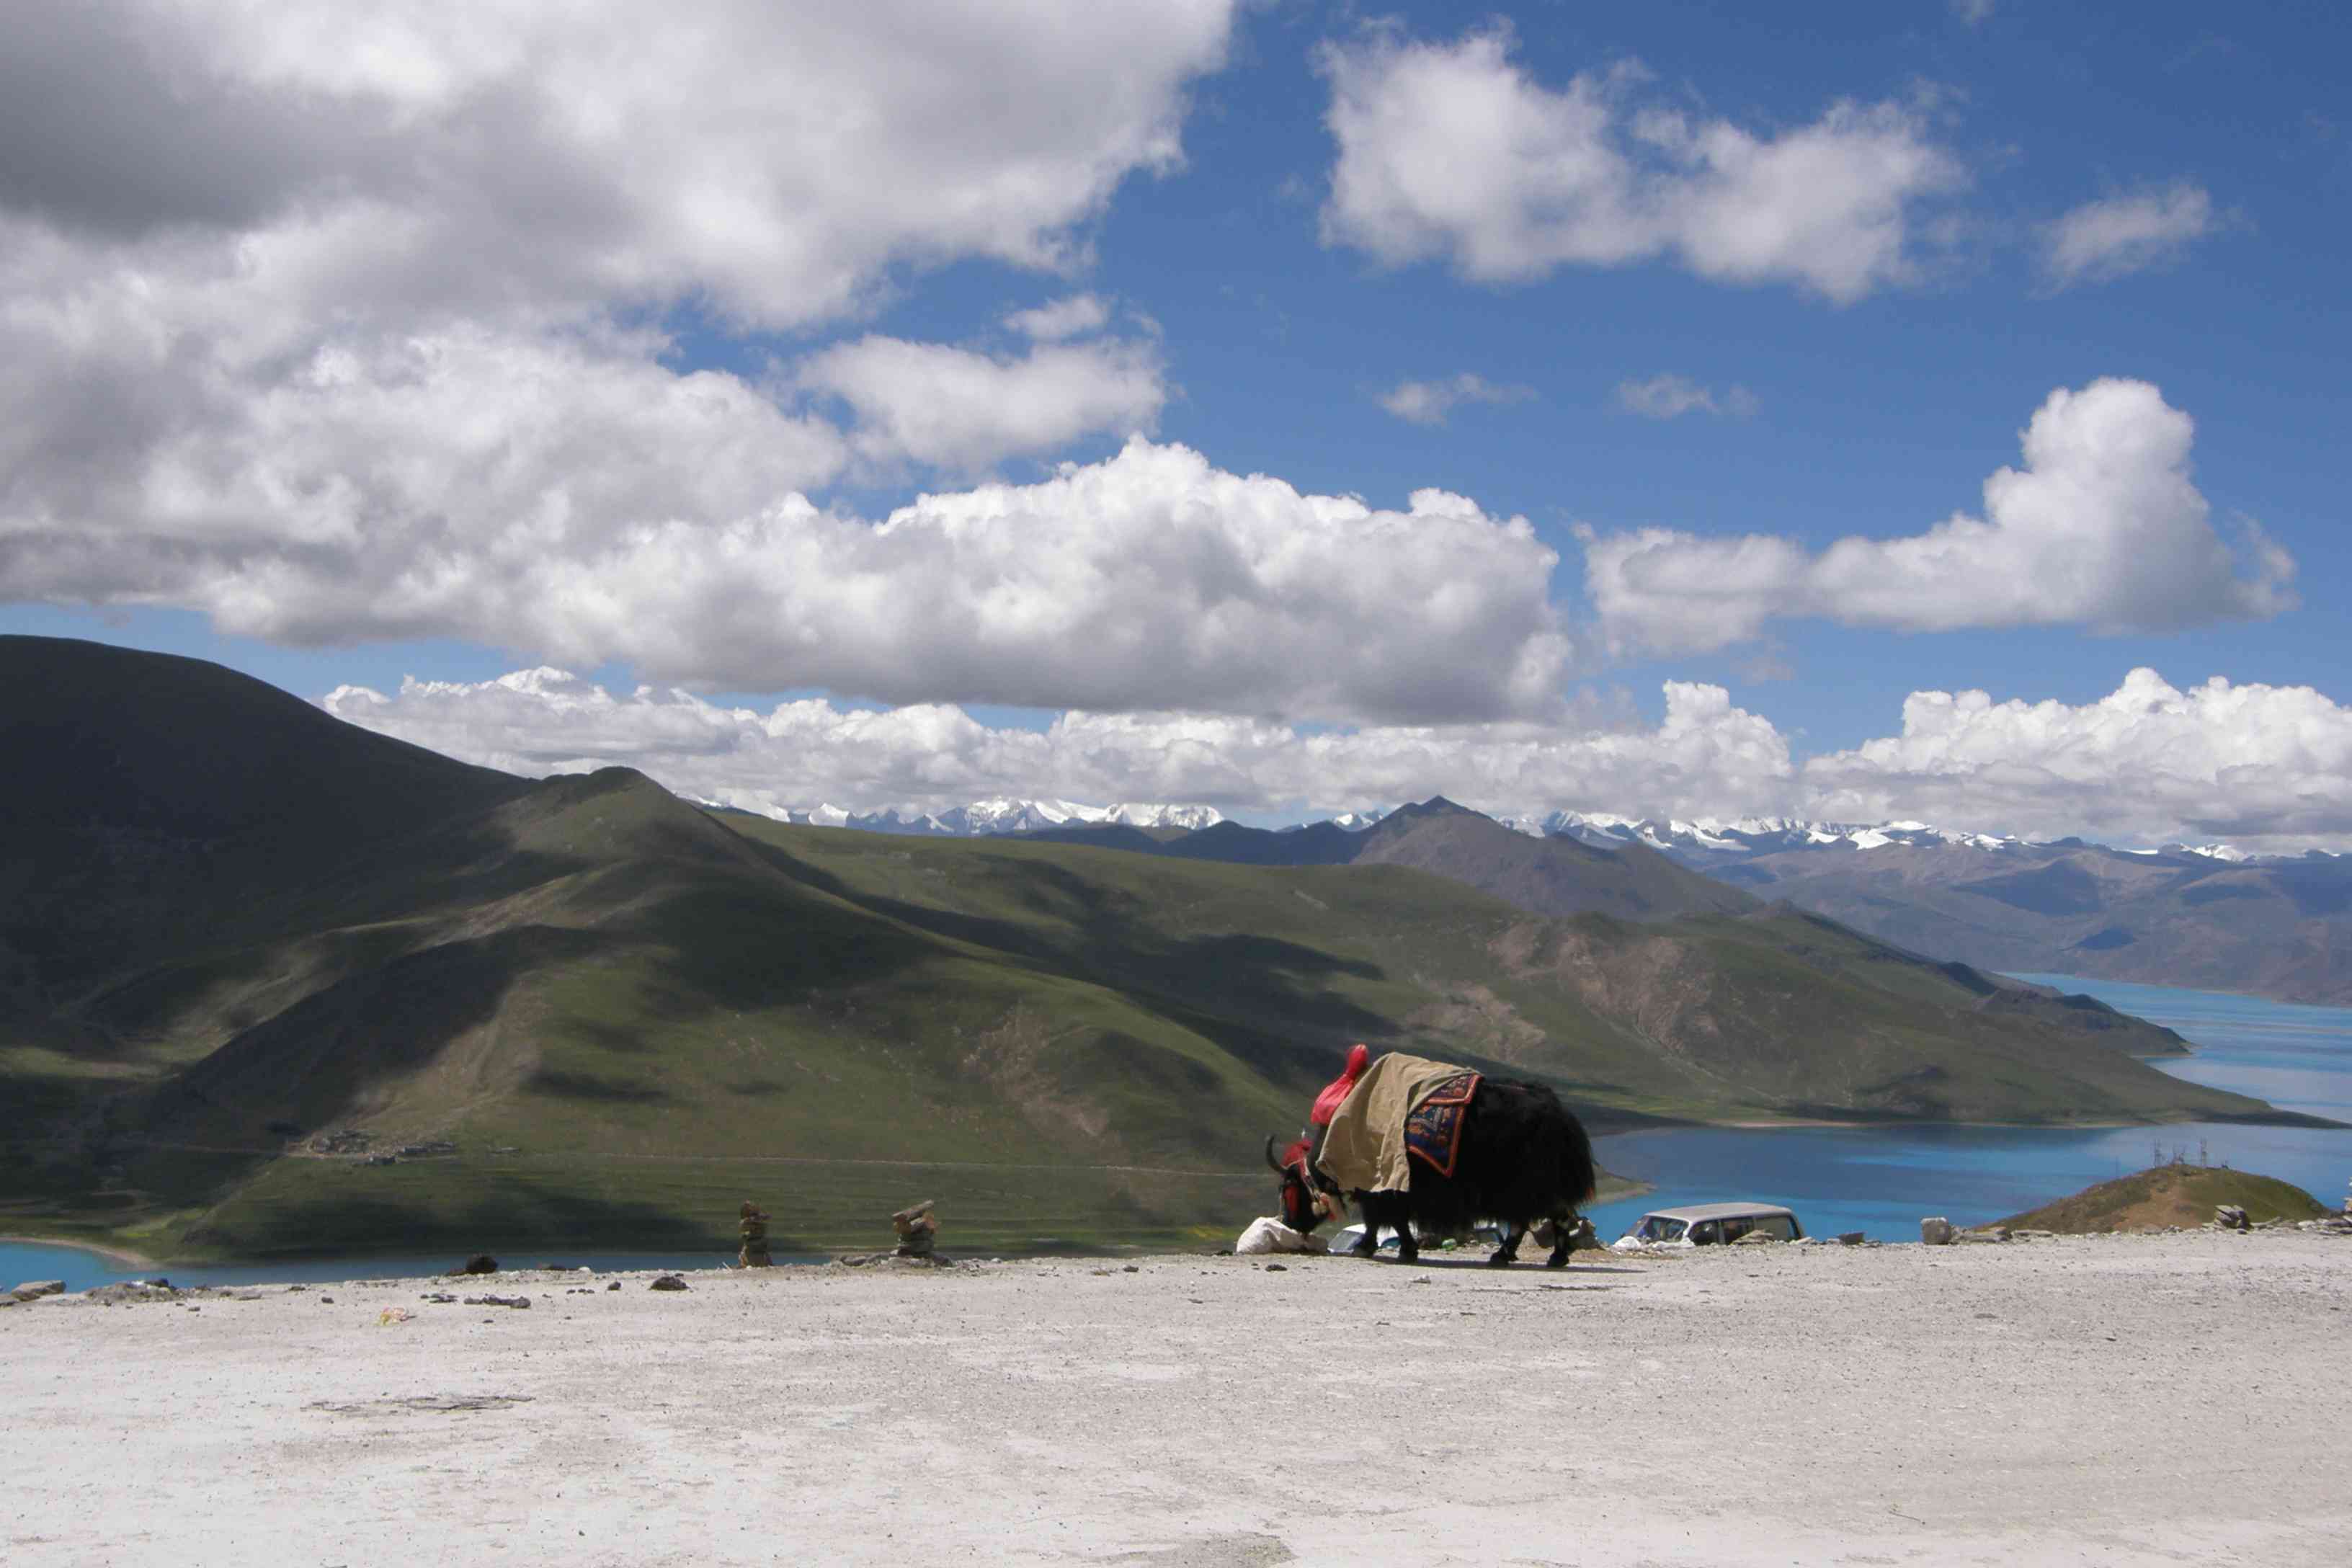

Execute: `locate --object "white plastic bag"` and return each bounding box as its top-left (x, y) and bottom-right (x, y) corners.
top-left (1235, 1216), bottom-right (1329, 1255)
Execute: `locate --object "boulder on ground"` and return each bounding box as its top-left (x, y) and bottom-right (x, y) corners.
top-left (2212, 1204), bottom-right (2250, 1231)
top-left (451, 1255), bottom-right (499, 1275)
top-left (7, 1280), bottom-right (66, 1301)
top-left (1733, 1230), bottom-right (1780, 1246)
top-left (1920, 1217), bottom-right (1955, 1246)
top-left (649, 1274), bottom-right (690, 1291)
top-left (1837, 1231), bottom-right (1867, 1246)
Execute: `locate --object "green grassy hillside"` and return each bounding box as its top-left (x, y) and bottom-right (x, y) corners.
top-left (0, 638), bottom-right (2307, 1263)
top-left (1992, 1165), bottom-right (2328, 1232)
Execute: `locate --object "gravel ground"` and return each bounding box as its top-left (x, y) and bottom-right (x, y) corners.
top-left (4, 1231), bottom-right (2348, 1566)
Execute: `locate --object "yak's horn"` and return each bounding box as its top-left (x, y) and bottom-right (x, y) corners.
top-left (1262, 1135), bottom-right (1286, 1174)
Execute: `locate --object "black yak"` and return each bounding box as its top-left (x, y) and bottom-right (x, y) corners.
top-left (1266, 1074), bottom-right (1597, 1267)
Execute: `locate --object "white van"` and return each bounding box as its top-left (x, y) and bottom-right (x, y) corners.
top-left (1618, 1202), bottom-right (1804, 1247)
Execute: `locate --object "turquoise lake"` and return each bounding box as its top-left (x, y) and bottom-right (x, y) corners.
top-left (7, 973), bottom-right (2349, 1286)
top-left (1581, 973), bottom-right (2352, 1244)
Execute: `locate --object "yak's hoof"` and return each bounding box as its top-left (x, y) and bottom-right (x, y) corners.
top-left (1545, 1252), bottom-right (1570, 1269)
top-left (1349, 1242), bottom-right (1378, 1260)
top-left (1485, 1249), bottom-right (1517, 1268)
top-left (1391, 1246), bottom-right (1420, 1264)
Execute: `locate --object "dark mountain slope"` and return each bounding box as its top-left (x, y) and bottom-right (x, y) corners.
top-left (0, 634), bottom-right (523, 852)
top-left (0, 634), bottom-right (530, 1000)
top-left (1157, 819), bottom-right (1362, 865)
top-left (1348, 798), bottom-right (1756, 922)
top-left (1705, 840), bottom-right (2352, 1005)
top-left (1015, 796), bottom-right (1752, 920)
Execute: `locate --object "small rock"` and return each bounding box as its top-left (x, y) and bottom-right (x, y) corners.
top-left (83, 1281), bottom-right (179, 1305)
top-left (453, 1254), bottom-right (500, 1275)
top-left (606, 1280), bottom-right (622, 1291)
top-left (1263, 1262), bottom-right (1288, 1273)
top-left (649, 1274), bottom-right (690, 1291)
top-left (1920, 1217), bottom-right (1955, 1246)
top-left (463, 1294), bottom-right (530, 1309)
top-left (1122, 1265), bottom-right (1139, 1273)
top-left (1837, 1231), bottom-right (1867, 1246)
top-left (7, 1280), bottom-right (66, 1302)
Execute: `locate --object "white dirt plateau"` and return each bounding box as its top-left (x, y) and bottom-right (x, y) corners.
top-left (4, 1233), bottom-right (2348, 1565)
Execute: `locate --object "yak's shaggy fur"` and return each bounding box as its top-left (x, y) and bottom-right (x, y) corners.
top-left (1272, 1076), bottom-right (1597, 1266)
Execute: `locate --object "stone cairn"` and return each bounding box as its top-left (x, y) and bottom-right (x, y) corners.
top-left (892, 1199), bottom-right (938, 1259)
top-left (838, 1198), bottom-right (950, 1266)
top-left (739, 1200), bottom-right (773, 1268)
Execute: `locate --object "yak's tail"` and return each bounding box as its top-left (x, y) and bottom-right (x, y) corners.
top-left (1559, 1102), bottom-right (1598, 1210)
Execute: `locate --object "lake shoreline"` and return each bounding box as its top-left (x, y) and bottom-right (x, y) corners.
top-left (0, 1233), bottom-right (157, 1271)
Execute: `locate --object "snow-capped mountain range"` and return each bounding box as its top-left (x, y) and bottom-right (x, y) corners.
top-left (1500, 812), bottom-right (2021, 857)
top-left (712, 796), bottom-right (1225, 837)
top-left (695, 791), bottom-right (2331, 863)
top-left (1487, 811), bottom-right (2317, 864)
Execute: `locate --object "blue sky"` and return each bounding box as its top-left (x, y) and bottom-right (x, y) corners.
top-left (3, 2), bottom-right (2346, 846)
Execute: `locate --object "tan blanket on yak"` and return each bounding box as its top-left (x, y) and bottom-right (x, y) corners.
top-left (1314, 1052), bottom-right (1471, 1195)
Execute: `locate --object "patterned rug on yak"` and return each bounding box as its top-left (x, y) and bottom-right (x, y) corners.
top-left (1401, 1069), bottom-right (1478, 1179)
top-left (1314, 1052), bottom-right (1482, 1195)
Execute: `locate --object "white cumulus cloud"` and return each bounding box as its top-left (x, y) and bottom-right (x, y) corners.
top-left (0, 316), bottom-right (847, 627)
top-left (1377, 373), bottom-right (1534, 426)
top-left (2044, 182), bottom-right (2216, 288)
top-left (1613, 375), bottom-right (1759, 419)
top-left (323, 672), bottom-right (1796, 826)
top-left (326, 665), bottom-right (2352, 852)
top-left (1004, 295), bottom-right (1115, 341)
top-left (1317, 27), bottom-right (1966, 303)
top-left (796, 334), bottom-right (1167, 473)
top-left (1803, 669), bottom-right (2352, 849)
top-left (0, 1), bottom-right (1236, 330)
top-left (264, 438), bottom-right (1577, 723)
top-left (1579, 378), bottom-right (2296, 654)
top-left (0, 2), bottom-right (1260, 692)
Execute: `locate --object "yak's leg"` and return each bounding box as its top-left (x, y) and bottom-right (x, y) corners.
top-left (1488, 1220), bottom-right (1526, 1267)
top-left (1545, 1211), bottom-right (1577, 1268)
top-left (1373, 1199), bottom-right (1417, 1263)
top-left (1349, 1195), bottom-right (1384, 1258)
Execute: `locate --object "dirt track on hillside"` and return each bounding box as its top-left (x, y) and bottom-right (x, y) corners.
top-left (4, 1232), bottom-right (2347, 1566)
